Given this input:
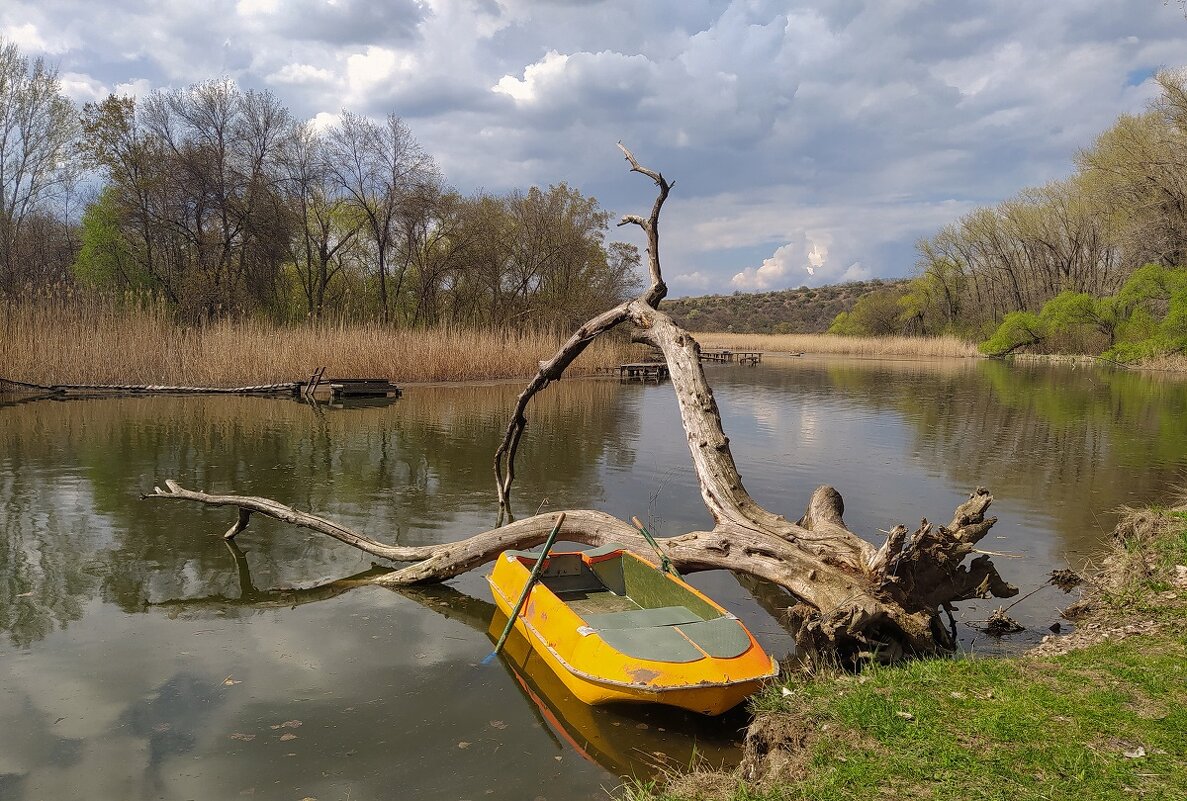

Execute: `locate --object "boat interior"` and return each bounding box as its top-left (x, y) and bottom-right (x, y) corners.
top-left (507, 546), bottom-right (753, 663)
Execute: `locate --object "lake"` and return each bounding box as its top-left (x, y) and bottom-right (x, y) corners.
top-left (2, 356), bottom-right (1186, 800)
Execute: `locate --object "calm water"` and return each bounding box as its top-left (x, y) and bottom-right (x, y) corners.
top-left (2, 356), bottom-right (1186, 800)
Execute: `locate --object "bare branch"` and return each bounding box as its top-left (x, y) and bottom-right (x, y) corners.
top-left (492, 302), bottom-right (633, 514)
top-left (224, 507), bottom-right (251, 540)
top-left (494, 145), bottom-right (673, 515)
top-left (616, 141), bottom-right (665, 186)
top-left (615, 144), bottom-right (670, 304)
top-left (145, 479), bottom-right (417, 562)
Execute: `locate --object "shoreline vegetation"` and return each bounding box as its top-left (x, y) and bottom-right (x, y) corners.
top-left (693, 331), bottom-right (980, 359)
top-left (0, 298), bottom-right (983, 391)
top-left (0, 298), bottom-right (641, 387)
top-left (623, 493), bottom-right (1187, 801)
top-left (8, 298), bottom-right (1187, 391)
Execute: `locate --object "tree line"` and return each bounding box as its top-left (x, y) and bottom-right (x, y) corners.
top-left (0, 39), bottom-right (640, 327)
top-left (662, 279), bottom-right (905, 334)
top-left (831, 70), bottom-right (1187, 360)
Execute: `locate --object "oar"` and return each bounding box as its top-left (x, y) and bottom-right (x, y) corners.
top-left (631, 515), bottom-right (680, 577)
top-left (481, 511), bottom-right (566, 665)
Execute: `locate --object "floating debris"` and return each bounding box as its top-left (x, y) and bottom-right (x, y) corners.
top-left (984, 607), bottom-right (1025, 635)
top-left (1049, 569), bottom-right (1083, 592)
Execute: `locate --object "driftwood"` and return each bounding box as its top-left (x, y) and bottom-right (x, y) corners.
top-left (143, 145), bottom-right (1016, 659)
top-left (0, 375), bottom-right (300, 396)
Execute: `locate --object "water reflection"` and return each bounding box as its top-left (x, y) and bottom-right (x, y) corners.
top-left (0, 381), bottom-right (637, 646)
top-left (487, 610), bottom-right (746, 776)
top-left (2, 358), bottom-right (1187, 799)
top-left (700, 357), bottom-right (1187, 553)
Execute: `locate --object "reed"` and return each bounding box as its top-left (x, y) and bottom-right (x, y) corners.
top-left (0, 297), bottom-right (641, 386)
top-left (1135, 352), bottom-right (1187, 373)
top-left (692, 331), bottom-right (981, 359)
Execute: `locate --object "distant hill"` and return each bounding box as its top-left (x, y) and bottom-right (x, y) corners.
top-left (663, 278), bottom-right (909, 334)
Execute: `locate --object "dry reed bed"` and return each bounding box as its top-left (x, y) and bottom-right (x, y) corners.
top-left (1134, 353), bottom-right (1187, 372)
top-left (0, 301), bottom-right (639, 386)
top-left (692, 331), bottom-right (981, 359)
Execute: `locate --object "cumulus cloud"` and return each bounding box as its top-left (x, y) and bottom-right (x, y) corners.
top-left (1, 21), bottom-right (66, 54)
top-left (673, 270), bottom-right (714, 292)
top-left (267, 62), bottom-right (335, 86)
top-left (308, 111), bottom-right (343, 132)
top-left (58, 71), bottom-right (107, 103)
top-left (113, 79), bottom-right (154, 99)
top-left (2, 0), bottom-right (1186, 294)
top-left (731, 235), bottom-right (831, 289)
top-left (493, 49), bottom-right (570, 102)
top-left (345, 46), bottom-right (417, 106)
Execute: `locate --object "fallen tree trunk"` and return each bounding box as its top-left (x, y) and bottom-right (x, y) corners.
top-left (144, 145), bottom-right (1016, 660)
top-left (0, 375), bottom-right (301, 396)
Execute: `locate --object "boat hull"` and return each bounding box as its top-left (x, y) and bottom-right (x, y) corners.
top-left (488, 547), bottom-right (778, 716)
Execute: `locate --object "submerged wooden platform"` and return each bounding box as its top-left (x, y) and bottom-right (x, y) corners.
top-left (295, 375), bottom-right (402, 401)
top-left (329, 378), bottom-right (401, 398)
top-left (699, 349), bottom-right (762, 365)
top-left (616, 362), bottom-right (670, 382)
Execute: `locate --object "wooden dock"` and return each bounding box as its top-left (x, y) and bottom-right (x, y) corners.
top-left (602, 351), bottom-right (761, 383)
top-left (329, 378), bottom-right (401, 399)
top-left (295, 376), bottom-right (402, 400)
top-left (699, 349), bottom-right (763, 365)
top-left (617, 362), bottom-right (670, 382)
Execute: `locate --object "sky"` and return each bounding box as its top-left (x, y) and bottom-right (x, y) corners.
top-left (3, 1), bottom-right (1186, 296)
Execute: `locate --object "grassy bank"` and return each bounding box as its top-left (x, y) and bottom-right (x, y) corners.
top-left (693, 332), bottom-right (980, 359)
top-left (0, 298), bottom-right (640, 386)
top-left (626, 495), bottom-right (1187, 801)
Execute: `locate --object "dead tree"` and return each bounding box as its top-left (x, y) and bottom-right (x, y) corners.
top-left (145, 145), bottom-right (1016, 660)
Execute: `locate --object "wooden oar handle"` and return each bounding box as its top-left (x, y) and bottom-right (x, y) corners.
top-left (632, 515), bottom-right (645, 531)
top-left (487, 510), bottom-right (566, 662)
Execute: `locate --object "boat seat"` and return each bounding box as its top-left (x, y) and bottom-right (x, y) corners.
top-left (595, 626), bottom-right (704, 663)
top-left (501, 543), bottom-right (625, 563)
top-left (582, 605), bottom-right (703, 630)
top-left (675, 618), bottom-right (752, 659)
top-left (582, 607), bottom-right (753, 663)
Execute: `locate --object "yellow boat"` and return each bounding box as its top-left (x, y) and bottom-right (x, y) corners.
top-left (487, 544), bottom-right (779, 715)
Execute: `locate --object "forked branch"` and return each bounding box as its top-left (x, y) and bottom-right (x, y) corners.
top-left (493, 144), bottom-right (671, 516)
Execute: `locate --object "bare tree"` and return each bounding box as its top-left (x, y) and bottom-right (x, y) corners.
top-left (130, 80), bottom-right (294, 318)
top-left (146, 146), bottom-right (1016, 660)
top-left (0, 39), bottom-right (79, 290)
top-left (279, 122), bottom-right (361, 318)
top-left (325, 112), bottom-right (439, 323)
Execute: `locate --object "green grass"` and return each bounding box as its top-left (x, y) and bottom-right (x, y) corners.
top-left (766, 639), bottom-right (1184, 800)
top-left (627, 637), bottom-right (1186, 801)
top-left (623, 502), bottom-right (1187, 801)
